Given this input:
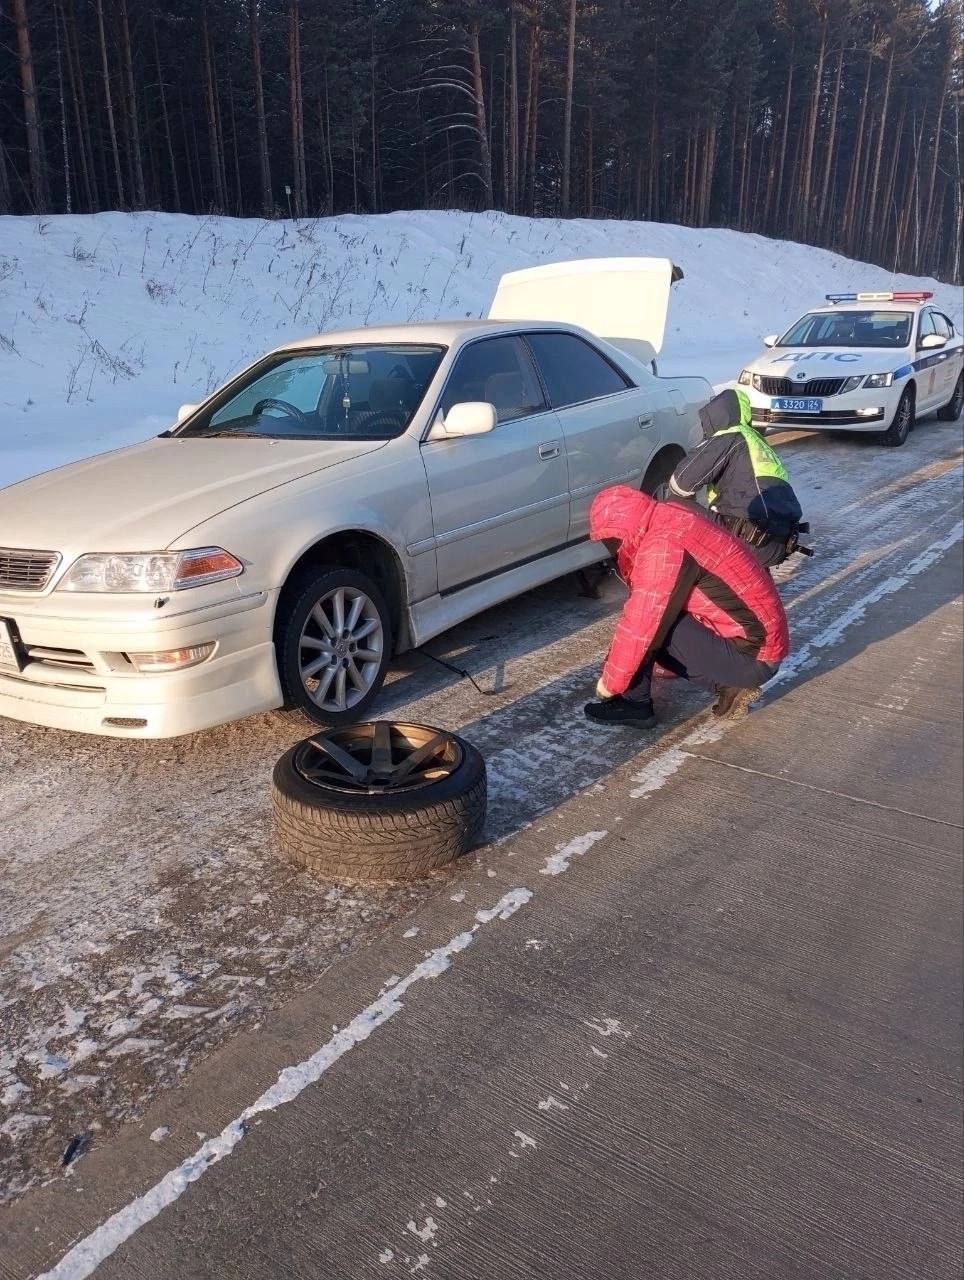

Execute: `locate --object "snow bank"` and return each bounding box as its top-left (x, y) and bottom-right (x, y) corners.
top-left (0, 209), bottom-right (959, 489)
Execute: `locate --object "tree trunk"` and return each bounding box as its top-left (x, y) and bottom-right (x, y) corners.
top-left (521, 16), bottom-right (541, 210)
top-left (95, 0), bottom-right (125, 207)
top-left (771, 52), bottom-right (795, 230)
top-left (509, 3), bottom-right (519, 211)
top-left (63, 0), bottom-right (95, 210)
top-left (370, 21), bottom-right (378, 213)
top-left (561, 0), bottom-right (577, 214)
top-left (797, 7), bottom-right (827, 238)
top-left (13, 0), bottom-right (49, 211)
top-left (895, 107), bottom-right (925, 268)
top-left (864, 35), bottom-right (896, 246)
top-left (201, 5), bottom-right (225, 208)
top-left (922, 48), bottom-right (950, 269)
top-left (119, 0), bottom-right (146, 207)
top-left (249, 0), bottom-right (272, 215)
top-left (153, 16), bottom-right (180, 211)
top-left (816, 38), bottom-right (844, 239)
top-left (468, 24), bottom-right (494, 207)
top-left (288, 0), bottom-right (307, 216)
top-left (841, 38), bottom-right (874, 251)
top-left (54, 0), bottom-right (70, 211)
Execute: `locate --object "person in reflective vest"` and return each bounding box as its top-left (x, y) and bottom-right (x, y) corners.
top-left (668, 388), bottom-right (807, 568)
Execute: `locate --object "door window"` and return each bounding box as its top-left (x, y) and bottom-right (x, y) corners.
top-left (441, 336), bottom-right (546, 424)
top-left (525, 331), bottom-right (633, 409)
top-left (932, 312), bottom-right (951, 339)
top-left (917, 311), bottom-right (936, 346)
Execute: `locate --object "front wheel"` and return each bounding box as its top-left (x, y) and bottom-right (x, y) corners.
top-left (936, 372), bottom-right (963, 421)
top-left (275, 566), bottom-right (392, 728)
top-left (880, 388), bottom-right (914, 447)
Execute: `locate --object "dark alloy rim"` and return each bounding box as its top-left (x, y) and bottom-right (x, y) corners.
top-left (293, 722), bottom-right (464, 795)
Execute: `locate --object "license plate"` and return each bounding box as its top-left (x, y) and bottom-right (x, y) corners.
top-left (772, 397), bottom-right (822, 413)
top-left (0, 618), bottom-right (24, 672)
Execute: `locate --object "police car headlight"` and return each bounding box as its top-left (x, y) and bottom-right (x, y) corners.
top-left (839, 376), bottom-right (864, 393)
top-left (738, 369), bottom-right (752, 385)
top-left (863, 372), bottom-right (894, 389)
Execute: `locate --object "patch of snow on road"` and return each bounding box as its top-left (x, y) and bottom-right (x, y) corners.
top-left (540, 831), bottom-right (607, 876)
top-left (406, 1217), bottom-right (438, 1243)
top-left (583, 1018), bottom-right (631, 1039)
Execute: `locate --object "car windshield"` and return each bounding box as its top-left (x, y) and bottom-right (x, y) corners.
top-left (778, 310), bottom-right (912, 349)
top-left (178, 344), bottom-right (445, 440)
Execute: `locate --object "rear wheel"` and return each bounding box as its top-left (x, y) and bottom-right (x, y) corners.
top-left (880, 388), bottom-right (914, 447)
top-left (642, 448), bottom-right (685, 500)
top-left (275, 566), bottom-right (391, 728)
top-left (936, 372), bottom-right (963, 421)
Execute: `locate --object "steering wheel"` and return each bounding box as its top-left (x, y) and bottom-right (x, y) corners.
top-left (252, 397), bottom-right (309, 424)
top-left (360, 411), bottom-right (406, 436)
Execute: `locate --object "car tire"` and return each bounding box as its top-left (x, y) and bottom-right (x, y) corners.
top-left (275, 566), bottom-right (392, 729)
top-left (642, 448), bottom-right (685, 500)
top-left (936, 372), bottom-right (963, 421)
top-left (880, 388), bottom-right (914, 447)
top-left (272, 724), bottom-right (487, 881)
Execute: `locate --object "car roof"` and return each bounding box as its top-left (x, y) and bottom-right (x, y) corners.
top-left (282, 318), bottom-right (578, 351)
top-left (807, 300), bottom-right (931, 315)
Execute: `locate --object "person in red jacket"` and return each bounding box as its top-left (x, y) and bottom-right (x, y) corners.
top-left (585, 485), bottom-right (790, 726)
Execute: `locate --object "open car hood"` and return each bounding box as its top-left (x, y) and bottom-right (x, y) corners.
top-left (488, 257), bottom-right (682, 363)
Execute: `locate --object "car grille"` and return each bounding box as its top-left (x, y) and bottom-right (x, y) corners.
top-left (753, 408), bottom-right (884, 426)
top-left (755, 376), bottom-right (846, 397)
top-left (24, 644), bottom-right (96, 672)
top-left (0, 548), bottom-right (61, 591)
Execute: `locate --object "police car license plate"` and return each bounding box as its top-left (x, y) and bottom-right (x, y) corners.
top-left (773, 397), bottom-right (822, 413)
top-left (0, 618), bottom-right (24, 672)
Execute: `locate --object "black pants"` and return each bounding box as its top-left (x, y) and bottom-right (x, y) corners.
top-left (630, 614), bottom-right (777, 701)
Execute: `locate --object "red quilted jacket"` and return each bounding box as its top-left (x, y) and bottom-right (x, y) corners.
top-left (590, 486), bottom-right (790, 696)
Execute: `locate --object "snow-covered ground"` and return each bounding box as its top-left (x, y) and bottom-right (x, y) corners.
top-left (0, 209), bottom-right (960, 490)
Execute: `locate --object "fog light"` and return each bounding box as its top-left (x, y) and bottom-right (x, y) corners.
top-left (856, 407), bottom-right (882, 417)
top-left (125, 643), bottom-right (215, 673)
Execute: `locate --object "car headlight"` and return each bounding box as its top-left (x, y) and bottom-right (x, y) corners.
top-left (839, 376), bottom-right (864, 393)
top-left (58, 547), bottom-right (243, 593)
top-left (738, 369), bottom-right (752, 385)
top-left (863, 372), bottom-right (894, 389)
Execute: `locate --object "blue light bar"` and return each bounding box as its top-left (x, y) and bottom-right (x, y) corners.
top-left (825, 293), bottom-right (858, 302)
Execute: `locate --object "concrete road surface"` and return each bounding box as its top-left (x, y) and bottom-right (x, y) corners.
top-left (3, 468), bottom-right (961, 1277)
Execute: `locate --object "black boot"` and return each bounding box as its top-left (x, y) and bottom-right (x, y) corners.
top-left (711, 686), bottom-right (761, 719)
top-left (584, 695), bottom-right (656, 727)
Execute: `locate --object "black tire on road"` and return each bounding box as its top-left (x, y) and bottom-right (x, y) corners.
top-left (936, 372), bottom-right (963, 421)
top-left (880, 387), bottom-right (914, 447)
top-left (275, 566), bottom-right (392, 729)
top-left (272, 727), bottom-right (487, 882)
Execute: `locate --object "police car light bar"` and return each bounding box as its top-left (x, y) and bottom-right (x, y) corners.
top-left (825, 291), bottom-right (933, 304)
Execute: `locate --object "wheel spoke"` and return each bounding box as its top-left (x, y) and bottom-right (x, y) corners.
top-left (391, 732), bottom-right (449, 785)
top-left (302, 653), bottom-right (334, 679)
top-left (311, 665), bottom-right (337, 706)
top-left (334, 665), bottom-right (348, 709)
top-left (300, 635), bottom-right (331, 652)
top-left (311, 602), bottom-right (335, 639)
top-left (332, 589), bottom-right (345, 634)
top-left (307, 734), bottom-right (369, 783)
top-left (370, 721), bottom-right (393, 775)
top-left (353, 618), bottom-right (380, 642)
top-left (346, 593), bottom-right (365, 633)
top-left (346, 659), bottom-right (368, 692)
top-left (354, 648), bottom-right (381, 663)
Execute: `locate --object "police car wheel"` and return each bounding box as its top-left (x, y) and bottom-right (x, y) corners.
top-left (937, 373), bottom-right (963, 421)
top-left (880, 388), bottom-right (914, 447)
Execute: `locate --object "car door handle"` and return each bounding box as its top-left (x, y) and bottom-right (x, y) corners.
top-left (539, 441), bottom-right (561, 460)
top-left (638, 413), bottom-right (654, 428)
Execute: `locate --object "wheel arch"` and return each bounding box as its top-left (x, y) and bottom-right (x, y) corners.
top-left (275, 530), bottom-right (410, 653)
top-left (642, 444), bottom-right (687, 494)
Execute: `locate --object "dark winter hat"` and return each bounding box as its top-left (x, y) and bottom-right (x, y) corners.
top-left (699, 388), bottom-right (742, 438)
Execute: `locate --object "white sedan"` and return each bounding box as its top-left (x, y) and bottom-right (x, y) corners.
top-left (0, 258), bottom-right (711, 738)
top-left (738, 292), bottom-right (964, 446)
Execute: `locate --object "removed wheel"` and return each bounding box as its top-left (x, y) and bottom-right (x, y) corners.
top-left (272, 722), bottom-right (487, 881)
top-left (275, 566), bottom-right (391, 728)
top-left (880, 387), bottom-right (914, 447)
top-left (936, 372), bottom-right (963, 421)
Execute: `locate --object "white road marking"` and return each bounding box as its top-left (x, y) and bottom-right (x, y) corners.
top-left (540, 831), bottom-right (608, 876)
top-left (36, 889), bottom-right (533, 1280)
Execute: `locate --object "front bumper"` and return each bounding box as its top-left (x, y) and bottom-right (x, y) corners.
top-left (743, 386), bottom-right (897, 433)
top-left (0, 586), bottom-right (283, 738)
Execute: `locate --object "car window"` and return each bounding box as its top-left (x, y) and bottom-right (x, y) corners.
top-left (931, 312), bottom-right (951, 339)
top-left (441, 336), bottom-right (546, 424)
top-left (917, 311), bottom-right (936, 345)
top-left (780, 310), bottom-right (912, 348)
top-left (525, 331), bottom-right (633, 408)
top-left (180, 344), bottom-right (444, 440)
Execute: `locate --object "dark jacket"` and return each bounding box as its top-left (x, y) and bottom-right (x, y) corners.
top-left (589, 487), bottom-right (790, 696)
top-left (670, 389), bottom-right (803, 540)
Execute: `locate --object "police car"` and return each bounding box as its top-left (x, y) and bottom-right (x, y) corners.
top-left (738, 292), bottom-right (964, 446)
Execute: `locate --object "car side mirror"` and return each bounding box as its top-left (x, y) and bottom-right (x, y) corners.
top-left (920, 333), bottom-right (946, 350)
top-left (430, 401), bottom-right (497, 440)
top-left (762, 334), bottom-right (779, 348)
top-left (176, 402), bottom-right (200, 424)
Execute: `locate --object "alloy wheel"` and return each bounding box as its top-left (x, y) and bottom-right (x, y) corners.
top-left (293, 722), bottom-right (463, 794)
top-left (298, 585), bottom-right (385, 713)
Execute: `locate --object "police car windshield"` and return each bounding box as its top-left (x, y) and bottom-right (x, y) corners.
top-left (778, 310), bottom-right (912, 349)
